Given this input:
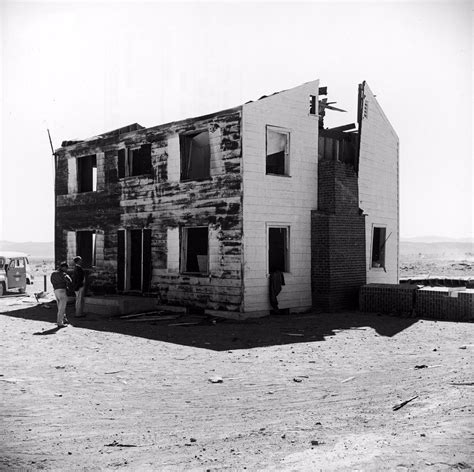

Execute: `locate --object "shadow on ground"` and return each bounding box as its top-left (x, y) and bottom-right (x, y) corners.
top-left (0, 301), bottom-right (421, 351)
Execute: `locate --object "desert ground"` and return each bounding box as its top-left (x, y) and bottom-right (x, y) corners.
top-left (1, 277), bottom-right (473, 471)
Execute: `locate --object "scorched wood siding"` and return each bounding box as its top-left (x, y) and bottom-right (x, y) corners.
top-left (55, 108), bottom-right (244, 311)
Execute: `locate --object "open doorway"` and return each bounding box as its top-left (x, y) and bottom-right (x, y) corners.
top-left (117, 229), bottom-right (152, 292)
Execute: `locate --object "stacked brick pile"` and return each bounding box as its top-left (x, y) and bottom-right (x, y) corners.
top-left (359, 284), bottom-right (418, 316)
top-left (359, 284), bottom-right (474, 321)
top-left (416, 287), bottom-right (474, 321)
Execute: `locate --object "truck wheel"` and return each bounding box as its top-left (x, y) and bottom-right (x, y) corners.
top-left (0, 283), bottom-right (5, 297)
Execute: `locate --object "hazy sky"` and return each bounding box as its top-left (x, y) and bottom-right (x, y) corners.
top-left (1, 0), bottom-right (472, 242)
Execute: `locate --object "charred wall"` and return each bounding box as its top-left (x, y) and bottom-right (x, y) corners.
top-left (55, 108), bottom-right (243, 311)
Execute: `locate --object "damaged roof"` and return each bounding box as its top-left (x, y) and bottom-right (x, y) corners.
top-left (60, 80), bottom-right (324, 149)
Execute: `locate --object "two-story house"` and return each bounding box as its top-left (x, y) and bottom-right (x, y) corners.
top-left (54, 79), bottom-right (399, 316)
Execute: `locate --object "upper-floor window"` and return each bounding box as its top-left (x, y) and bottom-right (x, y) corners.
top-left (309, 95), bottom-right (317, 115)
top-left (180, 130), bottom-right (210, 181)
top-left (118, 144), bottom-right (152, 178)
top-left (78, 154), bottom-right (97, 192)
top-left (266, 126), bottom-right (290, 176)
top-left (371, 226), bottom-right (387, 269)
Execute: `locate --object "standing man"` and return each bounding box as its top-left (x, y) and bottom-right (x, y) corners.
top-left (72, 256), bottom-right (86, 318)
top-left (50, 262), bottom-right (72, 327)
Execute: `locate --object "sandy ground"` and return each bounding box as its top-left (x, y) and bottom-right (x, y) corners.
top-left (0, 283), bottom-right (473, 471)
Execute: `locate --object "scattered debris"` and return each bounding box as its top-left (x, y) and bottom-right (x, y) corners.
top-left (449, 382), bottom-right (474, 386)
top-left (282, 333), bottom-right (304, 337)
top-left (55, 394), bottom-right (63, 397)
top-left (55, 366), bottom-right (66, 370)
top-left (310, 440), bottom-right (324, 446)
top-left (293, 377), bottom-right (303, 383)
top-left (104, 371), bottom-right (124, 375)
top-left (392, 395), bottom-right (418, 411)
top-left (105, 440), bottom-right (137, 447)
top-left (119, 311), bottom-right (164, 319)
top-left (127, 315), bottom-right (179, 322)
top-left (341, 376), bottom-right (355, 383)
top-left (169, 322), bottom-right (200, 327)
top-left (0, 378), bottom-right (22, 383)
top-left (414, 365), bottom-right (428, 369)
top-left (190, 438), bottom-right (197, 443)
top-left (208, 376), bottom-right (223, 384)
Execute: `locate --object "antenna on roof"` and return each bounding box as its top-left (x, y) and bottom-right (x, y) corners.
top-left (47, 129), bottom-right (56, 157)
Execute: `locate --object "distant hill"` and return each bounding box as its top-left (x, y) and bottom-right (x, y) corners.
top-left (400, 240), bottom-right (473, 260)
top-left (401, 236), bottom-right (473, 244)
top-left (0, 241), bottom-right (54, 258)
top-left (1, 238), bottom-right (472, 261)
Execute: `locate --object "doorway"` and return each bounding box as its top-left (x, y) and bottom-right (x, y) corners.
top-left (117, 229), bottom-right (152, 292)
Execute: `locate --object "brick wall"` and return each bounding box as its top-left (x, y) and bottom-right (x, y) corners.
top-left (312, 158), bottom-right (366, 311)
top-left (360, 284), bottom-right (474, 321)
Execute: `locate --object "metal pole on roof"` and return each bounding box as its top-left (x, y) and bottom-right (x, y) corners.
top-left (47, 128), bottom-right (56, 272)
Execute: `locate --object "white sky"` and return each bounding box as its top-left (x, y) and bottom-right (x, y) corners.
top-left (1, 0), bottom-right (472, 242)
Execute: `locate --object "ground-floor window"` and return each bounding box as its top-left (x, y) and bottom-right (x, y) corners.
top-left (371, 226), bottom-right (387, 269)
top-left (76, 231), bottom-right (96, 268)
top-left (181, 226), bottom-right (209, 274)
top-left (268, 226), bottom-right (290, 273)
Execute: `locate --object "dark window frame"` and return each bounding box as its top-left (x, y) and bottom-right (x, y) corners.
top-left (268, 225), bottom-right (290, 273)
top-left (265, 125), bottom-right (290, 176)
top-left (76, 230), bottom-right (97, 268)
top-left (371, 226), bottom-right (387, 269)
top-left (77, 154), bottom-right (97, 193)
top-left (179, 130), bottom-right (211, 181)
top-left (118, 144), bottom-right (152, 179)
top-left (180, 226), bottom-right (209, 275)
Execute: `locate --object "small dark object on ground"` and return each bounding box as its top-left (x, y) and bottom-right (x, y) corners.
top-left (105, 440), bottom-right (137, 447)
top-left (393, 395), bottom-right (418, 411)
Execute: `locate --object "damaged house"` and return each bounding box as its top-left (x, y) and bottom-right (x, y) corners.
top-left (54, 80), bottom-right (399, 316)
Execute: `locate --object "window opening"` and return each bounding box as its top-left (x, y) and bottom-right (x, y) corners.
top-left (76, 231), bottom-right (96, 268)
top-left (180, 131), bottom-right (211, 181)
top-left (266, 126), bottom-right (290, 176)
top-left (77, 154), bottom-right (97, 192)
top-left (309, 95), bottom-right (317, 115)
top-left (268, 227), bottom-right (289, 272)
top-left (371, 227), bottom-right (387, 268)
top-left (118, 144), bottom-right (152, 178)
top-left (181, 227), bottom-right (209, 274)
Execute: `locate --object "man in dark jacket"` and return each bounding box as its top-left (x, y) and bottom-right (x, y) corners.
top-left (72, 256), bottom-right (86, 317)
top-left (50, 262), bottom-right (72, 327)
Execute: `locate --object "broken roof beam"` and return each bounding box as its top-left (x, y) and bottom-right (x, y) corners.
top-left (326, 123), bottom-right (357, 133)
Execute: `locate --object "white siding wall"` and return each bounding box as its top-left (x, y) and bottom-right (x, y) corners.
top-left (358, 83), bottom-right (399, 284)
top-left (242, 80), bottom-right (319, 313)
